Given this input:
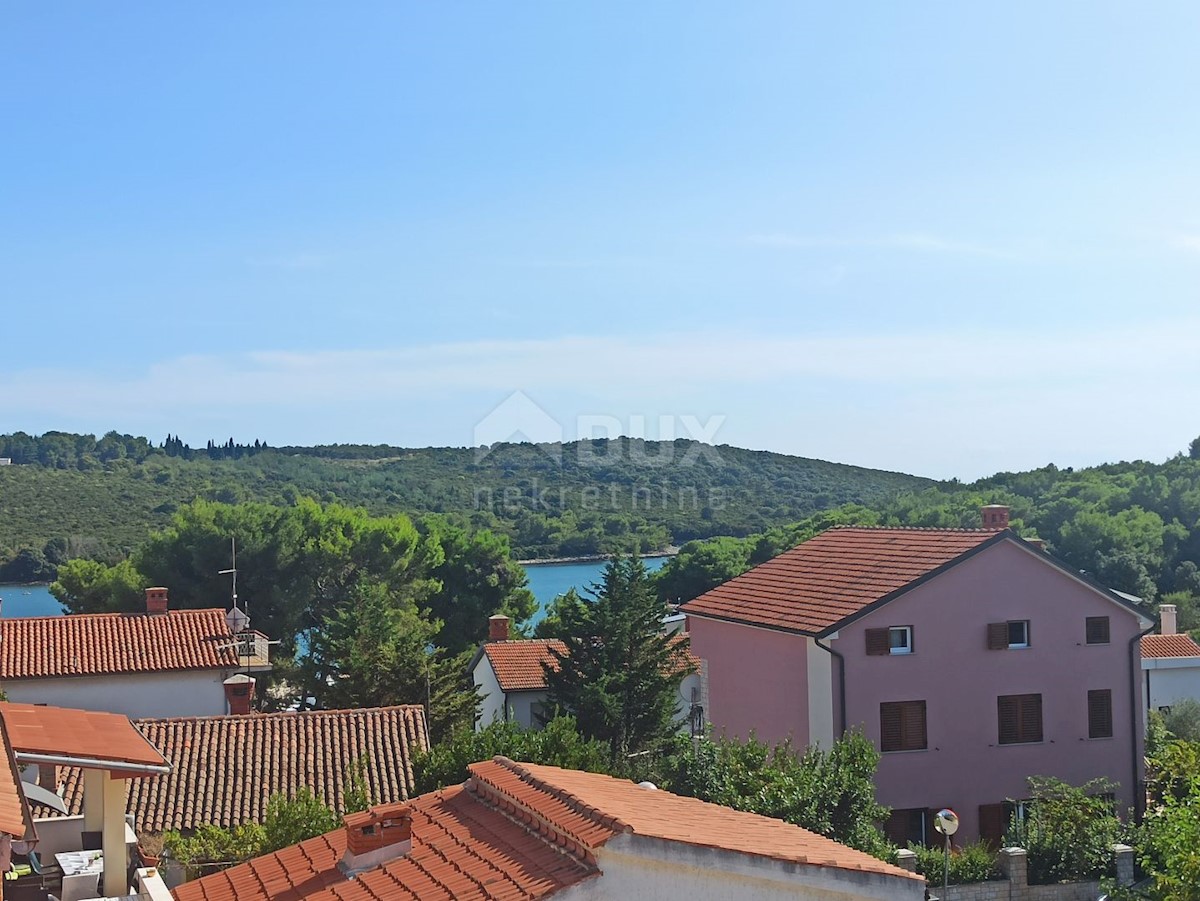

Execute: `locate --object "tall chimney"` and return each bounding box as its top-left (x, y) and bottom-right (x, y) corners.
top-left (1160, 604), bottom-right (1178, 636)
top-left (340, 803), bottom-right (413, 875)
top-left (145, 587), bottom-right (169, 615)
top-left (981, 505), bottom-right (1010, 530)
top-left (488, 615), bottom-right (510, 642)
top-left (223, 674), bottom-right (256, 715)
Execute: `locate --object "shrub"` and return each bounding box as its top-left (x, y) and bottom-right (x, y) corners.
top-left (908, 840), bottom-right (1000, 885)
top-left (1004, 776), bottom-right (1121, 884)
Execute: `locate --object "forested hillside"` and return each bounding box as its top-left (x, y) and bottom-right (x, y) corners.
top-left (657, 440), bottom-right (1200, 631)
top-left (0, 431), bottom-right (931, 577)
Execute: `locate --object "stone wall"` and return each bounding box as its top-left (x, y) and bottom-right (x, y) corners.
top-left (895, 844), bottom-right (1134, 901)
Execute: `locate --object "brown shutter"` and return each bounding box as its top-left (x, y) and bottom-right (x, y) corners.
top-left (1088, 689), bottom-right (1113, 739)
top-left (903, 701), bottom-right (928, 750)
top-left (987, 622), bottom-right (1009, 650)
top-left (1086, 616), bottom-right (1110, 645)
top-left (978, 803), bottom-right (1007, 849)
top-left (866, 628), bottom-right (890, 656)
top-left (998, 695), bottom-right (1018, 744)
top-left (880, 703), bottom-right (902, 751)
top-left (1021, 694), bottom-right (1043, 742)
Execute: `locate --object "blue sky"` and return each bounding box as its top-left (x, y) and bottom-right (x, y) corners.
top-left (3, 2), bottom-right (1199, 479)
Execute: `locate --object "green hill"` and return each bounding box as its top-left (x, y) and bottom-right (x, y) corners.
top-left (0, 431), bottom-right (934, 571)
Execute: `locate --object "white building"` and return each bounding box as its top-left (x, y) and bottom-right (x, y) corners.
top-left (0, 587), bottom-right (270, 719)
top-left (1142, 603), bottom-right (1200, 716)
top-left (468, 614), bottom-right (705, 732)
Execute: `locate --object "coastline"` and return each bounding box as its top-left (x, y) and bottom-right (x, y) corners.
top-left (517, 548), bottom-right (679, 567)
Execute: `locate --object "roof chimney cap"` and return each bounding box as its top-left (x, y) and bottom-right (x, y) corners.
top-left (341, 803), bottom-right (413, 875)
top-left (981, 505), bottom-right (1010, 531)
top-left (145, 587), bottom-right (169, 615)
top-left (488, 614), bottom-right (511, 642)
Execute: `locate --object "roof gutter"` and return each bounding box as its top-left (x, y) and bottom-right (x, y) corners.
top-left (14, 751), bottom-right (172, 776)
top-left (813, 636), bottom-right (846, 738)
top-left (1129, 621), bottom-right (1156, 821)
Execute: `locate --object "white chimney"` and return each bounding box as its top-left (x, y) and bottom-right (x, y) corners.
top-left (1161, 604), bottom-right (1178, 636)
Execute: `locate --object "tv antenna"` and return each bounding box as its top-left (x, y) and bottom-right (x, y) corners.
top-left (220, 538), bottom-right (249, 634)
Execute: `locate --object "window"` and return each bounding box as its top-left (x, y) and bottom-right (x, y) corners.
top-left (889, 626), bottom-right (913, 655)
top-left (885, 808), bottom-right (932, 847)
top-left (867, 626), bottom-right (914, 656)
top-left (1088, 689), bottom-right (1113, 739)
top-left (998, 693), bottom-right (1043, 744)
top-left (987, 620), bottom-right (1031, 650)
top-left (880, 700), bottom-right (927, 752)
top-left (1086, 616), bottom-right (1110, 645)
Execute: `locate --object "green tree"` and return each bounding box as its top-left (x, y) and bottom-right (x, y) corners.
top-left (533, 588), bottom-right (586, 638)
top-left (50, 558), bottom-right (144, 613)
top-left (1003, 776), bottom-right (1121, 885)
top-left (419, 519), bottom-right (535, 654)
top-left (1160, 698), bottom-right (1200, 743)
top-left (260, 788), bottom-right (340, 854)
top-left (655, 730), bottom-right (891, 856)
top-left (542, 556), bottom-right (694, 761)
top-left (412, 716), bottom-right (613, 794)
top-left (652, 536), bottom-right (753, 604)
top-left (299, 581), bottom-right (478, 741)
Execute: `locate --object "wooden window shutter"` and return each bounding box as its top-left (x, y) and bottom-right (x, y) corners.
top-left (1088, 689), bottom-right (1113, 739)
top-left (998, 695), bottom-right (1018, 743)
top-left (865, 628), bottom-right (890, 656)
top-left (1021, 694), bottom-right (1043, 742)
top-left (1086, 616), bottom-right (1110, 645)
top-left (978, 803), bottom-right (1007, 849)
top-left (880, 703), bottom-right (902, 751)
top-left (987, 622), bottom-right (1009, 650)
top-left (903, 701), bottom-right (927, 750)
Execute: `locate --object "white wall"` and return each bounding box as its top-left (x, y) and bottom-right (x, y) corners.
top-left (805, 637), bottom-right (834, 749)
top-left (1145, 657), bottom-right (1200, 713)
top-left (473, 657), bottom-right (506, 730)
top-left (556, 834), bottom-right (924, 901)
top-left (2, 670), bottom-right (229, 719)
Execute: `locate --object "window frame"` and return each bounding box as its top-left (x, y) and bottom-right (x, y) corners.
top-left (880, 700), bottom-right (928, 753)
top-left (1085, 616), bottom-right (1111, 645)
top-left (888, 626), bottom-right (914, 655)
top-left (1007, 620), bottom-right (1031, 649)
top-left (998, 693), bottom-right (1043, 745)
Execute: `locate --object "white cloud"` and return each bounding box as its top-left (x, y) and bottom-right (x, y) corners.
top-left (746, 232), bottom-right (1017, 259)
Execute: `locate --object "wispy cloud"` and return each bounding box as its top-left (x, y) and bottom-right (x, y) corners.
top-left (746, 232), bottom-right (1017, 259)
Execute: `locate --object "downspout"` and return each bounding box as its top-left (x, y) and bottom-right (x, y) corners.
top-left (814, 636), bottom-right (846, 737)
top-left (1129, 621), bottom-right (1155, 821)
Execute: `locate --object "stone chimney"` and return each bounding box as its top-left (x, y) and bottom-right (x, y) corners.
top-left (488, 614), bottom-right (510, 642)
top-left (1161, 604), bottom-right (1178, 636)
top-left (38, 763), bottom-right (57, 792)
top-left (340, 803), bottom-right (413, 875)
top-left (981, 505), bottom-right (1010, 530)
top-left (223, 674), bottom-right (256, 715)
top-left (145, 587), bottom-right (169, 615)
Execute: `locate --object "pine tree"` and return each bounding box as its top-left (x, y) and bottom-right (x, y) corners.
top-left (543, 555), bottom-right (694, 761)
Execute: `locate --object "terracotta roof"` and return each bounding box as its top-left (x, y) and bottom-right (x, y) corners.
top-left (481, 636), bottom-right (700, 693)
top-left (482, 639), bottom-right (566, 691)
top-left (0, 715), bottom-right (33, 839)
top-left (682, 526), bottom-right (1002, 633)
top-left (36, 707), bottom-right (429, 832)
top-left (0, 609), bottom-right (241, 679)
top-left (174, 756), bottom-right (917, 901)
top-left (1141, 633), bottom-right (1200, 659)
top-left (0, 702), bottom-right (168, 770)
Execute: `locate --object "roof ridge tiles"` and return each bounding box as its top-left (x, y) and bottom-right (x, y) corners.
top-left (828, 524), bottom-right (996, 533)
top-left (133, 705), bottom-right (426, 725)
top-left (497, 757), bottom-right (633, 836)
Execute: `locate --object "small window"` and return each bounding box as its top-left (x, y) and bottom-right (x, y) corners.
top-left (1008, 620), bottom-right (1030, 648)
top-left (998, 693), bottom-right (1043, 744)
top-left (889, 626), bottom-right (913, 655)
top-left (1088, 689), bottom-right (1113, 739)
top-left (885, 808), bottom-right (932, 847)
top-left (1086, 616), bottom-right (1110, 645)
top-left (880, 700), bottom-right (927, 752)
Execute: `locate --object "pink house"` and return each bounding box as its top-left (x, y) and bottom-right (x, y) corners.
top-left (682, 506), bottom-right (1153, 846)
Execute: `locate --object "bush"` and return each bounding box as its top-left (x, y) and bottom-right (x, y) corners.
top-left (1004, 776), bottom-right (1121, 884)
top-left (1160, 699), bottom-right (1200, 743)
top-left (908, 841), bottom-right (1000, 885)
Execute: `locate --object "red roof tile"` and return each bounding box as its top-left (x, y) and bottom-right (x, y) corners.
top-left (1141, 633), bottom-right (1200, 659)
top-left (0, 715), bottom-right (33, 839)
top-left (682, 526), bottom-right (1002, 633)
top-left (36, 707), bottom-right (429, 832)
top-left (0, 609), bottom-right (241, 679)
top-left (482, 640), bottom-right (566, 691)
top-left (173, 756), bottom-right (918, 901)
top-left (482, 636), bottom-right (700, 692)
top-left (0, 702), bottom-right (168, 770)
